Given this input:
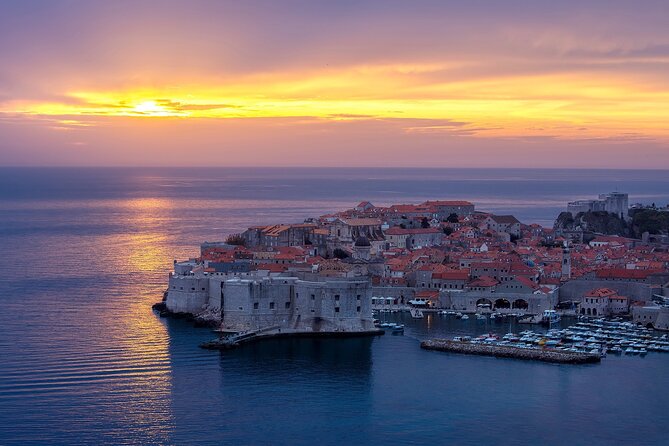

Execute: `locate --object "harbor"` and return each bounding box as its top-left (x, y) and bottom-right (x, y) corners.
top-left (374, 308), bottom-right (669, 362)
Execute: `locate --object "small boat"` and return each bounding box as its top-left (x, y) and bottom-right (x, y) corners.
top-left (476, 314), bottom-right (487, 320)
top-left (410, 308), bottom-right (424, 319)
top-left (541, 310), bottom-right (561, 326)
top-left (461, 314), bottom-right (469, 320)
top-left (391, 324), bottom-right (405, 334)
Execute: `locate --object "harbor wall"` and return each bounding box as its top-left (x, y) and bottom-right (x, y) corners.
top-left (558, 280), bottom-right (653, 303)
top-left (440, 290), bottom-right (556, 314)
top-left (632, 306), bottom-right (669, 330)
top-left (371, 286), bottom-right (416, 304)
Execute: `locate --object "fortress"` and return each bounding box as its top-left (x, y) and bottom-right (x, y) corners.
top-left (567, 192), bottom-right (629, 220)
top-left (165, 264), bottom-right (376, 335)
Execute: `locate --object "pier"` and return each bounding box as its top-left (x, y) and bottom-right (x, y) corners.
top-left (421, 339), bottom-right (601, 364)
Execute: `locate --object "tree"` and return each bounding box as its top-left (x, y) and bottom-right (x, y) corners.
top-left (443, 227), bottom-right (453, 236)
top-left (446, 213), bottom-right (459, 223)
top-left (333, 248), bottom-right (350, 259)
top-left (420, 217), bottom-right (430, 228)
top-left (225, 233), bottom-right (246, 246)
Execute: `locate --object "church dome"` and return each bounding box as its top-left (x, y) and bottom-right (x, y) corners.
top-left (354, 236), bottom-right (371, 247)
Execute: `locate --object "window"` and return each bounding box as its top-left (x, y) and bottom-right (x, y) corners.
top-left (269, 302), bottom-right (275, 309)
top-left (285, 302), bottom-right (291, 309)
top-left (356, 294), bottom-right (361, 300)
top-left (335, 307), bottom-right (340, 313)
top-left (202, 288), bottom-right (206, 291)
top-left (253, 302), bottom-right (259, 310)
top-left (335, 294), bottom-right (340, 301)
top-left (311, 294), bottom-right (315, 300)
top-left (357, 306), bottom-right (361, 312)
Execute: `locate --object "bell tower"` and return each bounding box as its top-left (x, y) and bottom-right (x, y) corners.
top-left (561, 240), bottom-right (571, 280)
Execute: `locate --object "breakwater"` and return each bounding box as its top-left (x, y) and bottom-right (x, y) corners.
top-left (421, 339), bottom-right (601, 364)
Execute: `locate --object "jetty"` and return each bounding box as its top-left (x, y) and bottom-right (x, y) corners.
top-left (420, 339), bottom-right (601, 364)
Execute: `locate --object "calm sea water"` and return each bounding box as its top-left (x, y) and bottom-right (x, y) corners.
top-left (1, 167), bottom-right (668, 446)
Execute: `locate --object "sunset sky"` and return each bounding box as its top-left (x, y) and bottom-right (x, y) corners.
top-left (1, 0), bottom-right (668, 168)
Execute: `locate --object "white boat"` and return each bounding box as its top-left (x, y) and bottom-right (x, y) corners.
top-left (541, 310), bottom-right (561, 326)
top-left (476, 314), bottom-right (487, 320)
top-left (391, 324), bottom-right (405, 333)
top-left (409, 308), bottom-right (424, 319)
top-left (461, 314), bottom-right (469, 320)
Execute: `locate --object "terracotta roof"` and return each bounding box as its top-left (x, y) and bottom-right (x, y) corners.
top-left (422, 200), bottom-right (474, 207)
top-left (340, 218), bottom-right (382, 226)
top-left (468, 276), bottom-right (499, 287)
top-left (415, 290), bottom-right (439, 299)
top-left (434, 270), bottom-right (470, 280)
top-left (595, 268), bottom-right (660, 279)
top-left (513, 276), bottom-right (538, 289)
top-left (385, 227), bottom-right (441, 235)
top-left (585, 288), bottom-right (618, 297)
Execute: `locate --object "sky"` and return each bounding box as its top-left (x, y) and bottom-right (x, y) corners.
top-left (1, 0), bottom-right (668, 168)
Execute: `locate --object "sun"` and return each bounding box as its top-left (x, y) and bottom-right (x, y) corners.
top-left (133, 100), bottom-right (169, 116)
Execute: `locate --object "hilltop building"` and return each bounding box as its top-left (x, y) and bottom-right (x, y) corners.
top-left (567, 192), bottom-right (629, 220)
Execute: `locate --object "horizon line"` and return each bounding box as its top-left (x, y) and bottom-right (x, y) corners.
top-left (2, 165), bottom-right (669, 171)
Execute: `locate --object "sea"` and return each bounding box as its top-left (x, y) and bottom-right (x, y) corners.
top-left (0, 167), bottom-right (668, 446)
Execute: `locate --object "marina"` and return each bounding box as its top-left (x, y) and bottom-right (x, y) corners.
top-left (374, 308), bottom-right (669, 361)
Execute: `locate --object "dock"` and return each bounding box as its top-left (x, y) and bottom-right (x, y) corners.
top-left (420, 339), bottom-right (601, 364)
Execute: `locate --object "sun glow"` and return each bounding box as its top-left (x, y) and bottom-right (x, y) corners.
top-left (2, 65), bottom-right (669, 142)
top-left (131, 100), bottom-right (186, 117)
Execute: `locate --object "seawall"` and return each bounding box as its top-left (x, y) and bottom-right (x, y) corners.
top-left (420, 339), bottom-right (601, 364)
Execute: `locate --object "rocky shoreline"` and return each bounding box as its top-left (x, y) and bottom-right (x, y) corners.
top-left (151, 301), bottom-right (220, 328)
